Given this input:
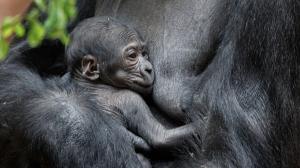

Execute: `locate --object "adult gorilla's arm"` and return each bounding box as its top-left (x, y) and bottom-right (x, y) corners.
top-left (0, 64), bottom-right (145, 168)
top-left (189, 1), bottom-right (300, 167)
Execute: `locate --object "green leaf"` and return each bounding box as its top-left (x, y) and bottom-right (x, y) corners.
top-left (15, 23), bottom-right (25, 37)
top-left (34, 0), bottom-right (46, 11)
top-left (28, 21), bottom-right (45, 47)
top-left (1, 16), bottom-right (21, 38)
top-left (0, 0), bottom-right (78, 61)
top-left (64, 0), bottom-right (77, 19)
top-left (2, 26), bottom-right (14, 38)
top-left (27, 9), bottom-right (39, 21)
top-left (0, 37), bottom-right (9, 60)
top-left (60, 32), bottom-right (70, 45)
top-left (56, 8), bottom-right (67, 29)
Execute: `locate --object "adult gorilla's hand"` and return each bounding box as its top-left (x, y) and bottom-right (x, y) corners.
top-left (121, 127), bottom-right (151, 152)
top-left (121, 127), bottom-right (152, 168)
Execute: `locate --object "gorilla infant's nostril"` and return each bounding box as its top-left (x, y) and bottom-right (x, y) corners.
top-left (145, 68), bottom-right (152, 74)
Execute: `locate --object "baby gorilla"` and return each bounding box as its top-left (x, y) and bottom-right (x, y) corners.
top-left (66, 17), bottom-right (196, 150)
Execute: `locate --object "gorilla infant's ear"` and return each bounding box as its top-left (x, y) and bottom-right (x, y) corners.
top-left (81, 55), bottom-right (100, 81)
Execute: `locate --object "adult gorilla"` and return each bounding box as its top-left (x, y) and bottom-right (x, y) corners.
top-left (96, 0), bottom-right (300, 167)
top-left (1, 0), bottom-right (300, 168)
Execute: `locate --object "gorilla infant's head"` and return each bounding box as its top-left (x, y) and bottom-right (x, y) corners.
top-left (66, 17), bottom-right (154, 94)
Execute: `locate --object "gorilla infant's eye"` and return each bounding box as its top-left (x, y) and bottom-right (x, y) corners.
top-left (128, 53), bottom-right (138, 59)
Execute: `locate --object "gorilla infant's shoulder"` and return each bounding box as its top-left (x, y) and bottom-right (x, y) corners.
top-left (93, 87), bottom-right (146, 110)
top-left (112, 89), bottom-right (146, 107)
top-left (115, 89), bottom-right (144, 101)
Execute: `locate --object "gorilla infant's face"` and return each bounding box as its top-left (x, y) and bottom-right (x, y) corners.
top-left (79, 23), bottom-right (154, 94)
top-left (108, 40), bottom-right (154, 94)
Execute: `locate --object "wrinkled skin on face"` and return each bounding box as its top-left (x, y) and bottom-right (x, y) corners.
top-left (70, 17), bottom-right (155, 95)
top-left (107, 40), bottom-right (154, 94)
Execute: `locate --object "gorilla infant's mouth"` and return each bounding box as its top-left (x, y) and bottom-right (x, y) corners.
top-left (133, 80), bottom-right (153, 88)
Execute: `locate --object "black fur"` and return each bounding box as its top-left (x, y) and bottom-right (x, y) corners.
top-left (0, 0), bottom-right (299, 168)
top-left (0, 63), bottom-right (145, 168)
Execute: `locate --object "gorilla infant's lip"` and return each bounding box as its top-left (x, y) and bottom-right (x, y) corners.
top-left (133, 80), bottom-right (153, 88)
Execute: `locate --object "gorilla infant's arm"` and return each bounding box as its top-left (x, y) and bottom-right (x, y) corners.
top-left (113, 90), bottom-right (196, 149)
top-left (66, 17), bottom-right (198, 149)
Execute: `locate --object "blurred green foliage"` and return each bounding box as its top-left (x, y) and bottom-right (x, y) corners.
top-left (0, 0), bottom-right (77, 60)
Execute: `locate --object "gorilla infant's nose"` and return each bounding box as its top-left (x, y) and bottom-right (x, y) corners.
top-left (145, 67), bottom-right (152, 74)
top-left (142, 60), bottom-right (153, 76)
top-left (140, 60), bottom-right (154, 84)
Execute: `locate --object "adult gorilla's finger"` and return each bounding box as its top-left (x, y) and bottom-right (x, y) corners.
top-left (127, 130), bottom-right (151, 152)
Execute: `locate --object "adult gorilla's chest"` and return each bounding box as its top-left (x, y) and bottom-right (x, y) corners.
top-left (96, 0), bottom-right (221, 120)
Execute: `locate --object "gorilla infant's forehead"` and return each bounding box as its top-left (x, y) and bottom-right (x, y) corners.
top-left (71, 17), bottom-right (146, 54)
top-left (101, 25), bottom-right (145, 49)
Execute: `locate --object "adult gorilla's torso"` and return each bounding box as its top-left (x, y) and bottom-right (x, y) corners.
top-left (94, 1), bottom-right (226, 166)
top-left (90, 1), bottom-right (300, 167)
top-left (95, 0), bottom-right (221, 120)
